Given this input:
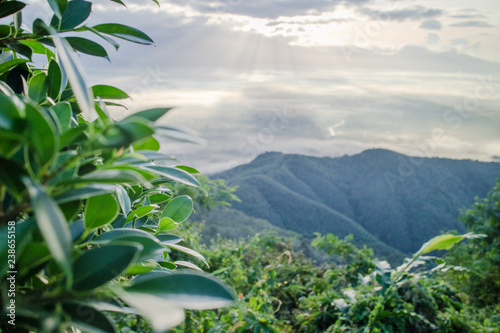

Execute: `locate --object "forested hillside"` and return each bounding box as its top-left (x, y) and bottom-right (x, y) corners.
top-left (214, 149), bottom-right (500, 258)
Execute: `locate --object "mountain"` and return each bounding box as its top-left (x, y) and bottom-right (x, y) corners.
top-left (213, 149), bottom-right (500, 259)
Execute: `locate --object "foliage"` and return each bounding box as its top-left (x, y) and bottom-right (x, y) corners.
top-left (0, 1), bottom-right (234, 332)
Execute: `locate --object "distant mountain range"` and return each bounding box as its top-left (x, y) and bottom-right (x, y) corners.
top-left (207, 149), bottom-right (500, 260)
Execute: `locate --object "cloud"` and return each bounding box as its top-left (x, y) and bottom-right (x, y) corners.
top-left (450, 21), bottom-right (494, 28)
top-left (419, 19), bottom-right (442, 30)
top-left (357, 5), bottom-right (443, 22)
top-left (426, 33), bottom-right (439, 44)
top-left (451, 38), bottom-right (468, 46)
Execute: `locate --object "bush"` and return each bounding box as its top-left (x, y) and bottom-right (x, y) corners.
top-left (0, 1), bottom-right (234, 332)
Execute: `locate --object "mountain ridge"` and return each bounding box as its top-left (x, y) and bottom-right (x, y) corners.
top-left (213, 149), bottom-right (500, 258)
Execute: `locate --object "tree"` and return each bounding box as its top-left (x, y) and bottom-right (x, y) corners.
top-left (0, 1), bottom-right (234, 332)
top-left (446, 180), bottom-right (500, 306)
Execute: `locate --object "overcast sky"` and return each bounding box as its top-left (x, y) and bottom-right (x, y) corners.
top-left (26, 0), bottom-right (500, 172)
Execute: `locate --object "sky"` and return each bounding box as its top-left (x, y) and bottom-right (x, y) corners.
top-left (24, 0), bottom-right (500, 173)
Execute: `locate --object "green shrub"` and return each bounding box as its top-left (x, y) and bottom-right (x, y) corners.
top-left (0, 1), bottom-right (234, 332)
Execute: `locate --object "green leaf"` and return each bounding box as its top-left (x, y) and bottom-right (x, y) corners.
top-left (25, 104), bottom-right (58, 166)
top-left (0, 1), bottom-right (25, 19)
top-left (123, 108), bottom-right (171, 122)
top-left (65, 37), bottom-right (109, 60)
top-left (28, 73), bottom-right (49, 102)
top-left (167, 243), bottom-right (208, 267)
top-left (115, 185), bottom-right (131, 215)
top-left (48, 0), bottom-right (68, 20)
top-left (0, 58), bottom-right (28, 75)
top-left (64, 303), bottom-right (116, 333)
top-left (175, 165), bottom-right (200, 174)
top-left (76, 169), bottom-right (148, 186)
top-left (23, 179), bottom-right (73, 286)
top-left (161, 195), bottom-right (193, 223)
top-left (415, 233), bottom-right (485, 257)
top-left (126, 206), bottom-right (155, 222)
top-left (125, 271), bottom-right (235, 309)
top-left (51, 0), bottom-right (91, 30)
top-left (19, 40), bottom-right (48, 54)
top-left (158, 217), bottom-right (177, 232)
top-left (54, 184), bottom-right (118, 204)
top-left (156, 234), bottom-right (183, 245)
top-left (50, 26), bottom-right (96, 120)
top-left (8, 42), bottom-right (33, 60)
top-left (92, 23), bottom-right (154, 45)
top-left (132, 136), bottom-right (159, 151)
top-left (148, 193), bottom-right (170, 204)
top-left (141, 165), bottom-right (201, 188)
top-left (50, 102), bottom-right (72, 132)
top-left (92, 228), bottom-right (166, 261)
top-left (47, 59), bottom-right (62, 99)
top-left (92, 84), bottom-right (129, 100)
top-left (85, 193), bottom-right (120, 229)
top-left (72, 244), bottom-right (141, 291)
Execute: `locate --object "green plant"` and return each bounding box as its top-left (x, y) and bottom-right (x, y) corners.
top-left (0, 1), bottom-right (234, 332)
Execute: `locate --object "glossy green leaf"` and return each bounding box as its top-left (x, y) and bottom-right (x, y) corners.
top-left (0, 1), bottom-right (25, 19)
top-left (75, 169), bottom-right (148, 185)
top-left (50, 102), bottom-right (72, 132)
top-left (92, 84), bottom-right (129, 100)
top-left (50, 27), bottom-right (96, 120)
top-left (92, 23), bottom-right (154, 45)
top-left (116, 118), bottom-right (155, 143)
top-left (54, 184), bottom-right (117, 204)
top-left (158, 217), bottom-right (177, 232)
top-left (0, 58), bottom-right (28, 75)
top-left (25, 104), bottom-right (58, 166)
top-left (167, 243), bottom-right (208, 267)
top-left (72, 244), bottom-right (141, 291)
top-left (141, 165), bottom-right (201, 188)
top-left (66, 37), bottom-right (109, 60)
top-left (123, 108), bottom-right (171, 122)
top-left (63, 303), bottom-right (116, 333)
top-left (156, 234), bottom-right (183, 245)
top-left (115, 185), bottom-right (131, 215)
top-left (19, 40), bottom-right (47, 54)
top-left (48, 0), bottom-right (68, 20)
top-left (175, 261), bottom-right (202, 271)
top-left (125, 271), bottom-right (234, 309)
top-left (23, 179), bottom-right (73, 285)
top-left (415, 233), bottom-right (484, 257)
top-left (175, 165), bottom-right (200, 174)
top-left (92, 228), bottom-right (165, 260)
top-left (132, 136), bottom-right (160, 151)
top-left (51, 0), bottom-right (91, 30)
top-left (126, 206), bottom-right (155, 222)
top-left (8, 42), bottom-right (33, 60)
top-left (79, 26), bottom-right (120, 50)
top-left (148, 193), bottom-right (170, 204)
top-left (84, 193), bottom-right (120, 229)
top-left (47, 60), bottom-right (62, 99)
top-left (161, 195), bottom-right (193, 223)
top-left (28, 73), bottom-right (48, 102)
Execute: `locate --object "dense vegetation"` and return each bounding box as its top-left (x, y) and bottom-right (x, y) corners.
top-left (170, 180), bottom-right (500, 332)
top-left (217, 150), bottom-right (500, 260)
top-left (0, 1), bottom-right (234, 332)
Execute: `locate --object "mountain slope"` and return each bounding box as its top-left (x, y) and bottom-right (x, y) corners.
top-left (215, 149), bottom-right (500, 256)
